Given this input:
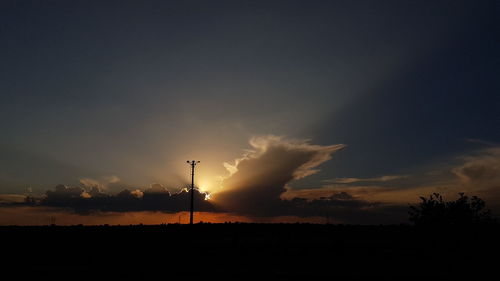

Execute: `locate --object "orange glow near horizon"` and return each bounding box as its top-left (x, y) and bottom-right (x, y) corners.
top-left (0, 207), bottom-right (327, 226)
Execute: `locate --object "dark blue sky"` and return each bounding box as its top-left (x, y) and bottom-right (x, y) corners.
top-left (0, 0), bottom-right (498, 194)
top-left (310, 7), bottom-right (499, 181)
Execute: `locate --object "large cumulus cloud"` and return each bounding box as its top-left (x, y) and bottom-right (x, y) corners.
top-left (212, 136), bottom-right (345, 215)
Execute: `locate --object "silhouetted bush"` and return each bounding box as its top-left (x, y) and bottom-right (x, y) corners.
top-left (409, 193), bottom-right (494, 226)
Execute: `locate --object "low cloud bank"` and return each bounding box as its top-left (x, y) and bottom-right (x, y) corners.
top-left (37, 184), bottom-right (214, 214)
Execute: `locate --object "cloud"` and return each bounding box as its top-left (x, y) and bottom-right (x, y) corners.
top-left (79, 175), bottom-right (121, 191)
top-left (79, 178), bottom-right (102, 188)
top-left (452, 148), bottom-right (500, 185)
top-left (116, 189), bottom-right (144, 199)
top-left (208, 135), bottom-right (405, 223)
top-left (324, 175), bottom-right (408, 184)
top-left (286, 146), bottom-right (500, 215)
top-left (130, 189), bottom-right (144, 198)
top-left (145, 183), bottom-right (170, 194)
top-left (278, 192), bottom-right (408, 224)
top-left (105, 175), bottom-right (120, 184)
top-left (212, 135), bottom-right (345, 215)
top-left (0, 194), bottom-right (28, 204)
top-left (46, 184), bottom-right (88, 200)
top-left (465, 139), bottom-right (499, 146)
top-left (38, 184), bottom-right (214, 214)
top-left (451, 147), bottom-right (500, 207)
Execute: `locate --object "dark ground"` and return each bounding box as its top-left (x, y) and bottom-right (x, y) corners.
top-left (2, 223), bottom-right (499, 280)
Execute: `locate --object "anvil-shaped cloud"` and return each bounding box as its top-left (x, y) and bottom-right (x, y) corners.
top-left (211, 136), bottom-right (345, 215)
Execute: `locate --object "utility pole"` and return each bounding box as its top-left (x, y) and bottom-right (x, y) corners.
top-left (186, 160), bottom-right (200, 225)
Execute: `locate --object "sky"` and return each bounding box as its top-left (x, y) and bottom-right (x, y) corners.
top-left (0, 0), bottom-right (498, 224)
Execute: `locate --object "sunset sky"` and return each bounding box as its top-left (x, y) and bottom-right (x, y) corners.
top-left (1, 0), bottom-right (498, 224)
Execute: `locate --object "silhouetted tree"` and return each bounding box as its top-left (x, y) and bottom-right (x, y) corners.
top-left (409, 193), bottom-right (493, 226)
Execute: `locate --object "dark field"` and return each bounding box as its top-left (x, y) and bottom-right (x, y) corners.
top-left (3, 224), bottom-right (499, 279)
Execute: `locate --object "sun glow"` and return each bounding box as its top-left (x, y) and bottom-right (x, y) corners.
top-left (194, 178), bottom-right (216, 201)
top-left (196, 179), bottom-right (209, 192)
top-left (195, 173), bottom-right (224, 194)
top-left (204, 193), bottom-right (211, 200)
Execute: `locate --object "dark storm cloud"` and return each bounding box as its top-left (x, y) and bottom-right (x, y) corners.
top-left (46, 185), bottom-right (88, 200)
top-left (282, 195), bottom-right (408, 224)
top-left (39, 184), bottom-right (215, 214)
